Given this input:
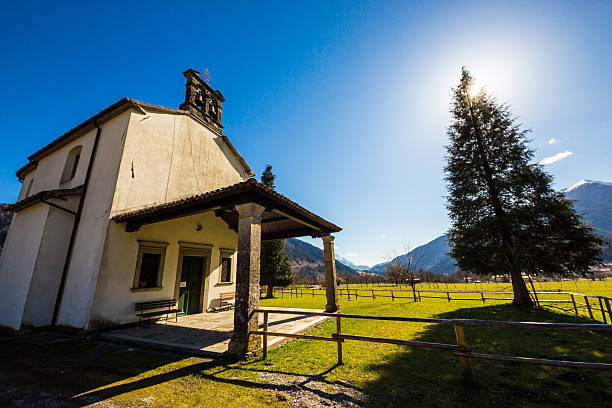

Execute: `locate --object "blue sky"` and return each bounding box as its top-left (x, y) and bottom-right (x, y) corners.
top-left (1, 1), bottom-right (611, 266)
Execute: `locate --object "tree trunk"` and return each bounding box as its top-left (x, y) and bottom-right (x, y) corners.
top-left (265, 285), bottom-right (274, 298)
top-left (509, 269), bottom-right (533, 307)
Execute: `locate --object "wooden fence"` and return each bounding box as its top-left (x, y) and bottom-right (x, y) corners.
top-left (251, 307), bottom-right (612, 384)
top-left (264, 287), bottom-right (612, 323)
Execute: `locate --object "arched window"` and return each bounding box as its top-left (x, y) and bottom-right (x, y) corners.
top-left (60, 145), bottom-right (82, 184)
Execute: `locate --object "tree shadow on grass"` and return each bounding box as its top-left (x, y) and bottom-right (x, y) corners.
top-left (362, 304), bottom-right (612, 408)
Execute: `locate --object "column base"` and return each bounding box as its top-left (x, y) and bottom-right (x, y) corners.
top-left (325, 304), bottom-right (340, 313)
top-left (228, 334), bottom-right (261, 357)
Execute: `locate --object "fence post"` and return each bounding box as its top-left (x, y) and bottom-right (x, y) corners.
top-left (312, 289), bottom-right (315, 298)
top-left (263, 311), bottom-right (269, 359)
top-left (391, 291), bottom-right (395, 301)
top-left (605, 298), bottom-right (612, 322)
top-left (584, 296), bottom-right (594, 319)
top-left (447, 292), bottom-right (451, 302)
top-left (371, 289), bottom-right (375, 300)
top-left (336, 315), bottom-right (343, 365)
top-left (355, 290), bottom-right (359, 300)
top-left (453, 323), bottom-right (473, 384)
top-left (598, 297), bottom-right (607, 324)
top-left (570, 294), bottom-right (578, 315)
top-left (412, 285), bottom-right (417, 302)
top-left (481, 292), bottom-right (485, 303)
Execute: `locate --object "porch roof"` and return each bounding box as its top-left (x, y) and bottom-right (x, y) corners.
top-left (111, 178), bottom-right (341, 240)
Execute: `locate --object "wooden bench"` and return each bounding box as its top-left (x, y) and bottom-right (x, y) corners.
top-left (214, 292), bottom-right (235, 311)
top-left (135, 299), bottom-right (179, 327)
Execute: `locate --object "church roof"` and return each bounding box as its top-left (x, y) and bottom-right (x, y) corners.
top-left (111, 178), bottom-right (341, 240)
top-left (16, 98), bottom-right (254, 180)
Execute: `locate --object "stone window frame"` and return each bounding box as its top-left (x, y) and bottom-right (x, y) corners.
top-left (131, 240), bottom-right (169, 292)
top-left (216, 248), bottom-right (235, 286)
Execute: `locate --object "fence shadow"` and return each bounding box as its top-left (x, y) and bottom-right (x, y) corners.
top-left (361, 304), bottom-right (612, 408)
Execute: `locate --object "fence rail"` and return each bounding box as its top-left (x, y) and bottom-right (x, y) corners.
top-left (251, 307), bottom-right (612, 384)
top-left (263, 286), bottom-right (612, 323)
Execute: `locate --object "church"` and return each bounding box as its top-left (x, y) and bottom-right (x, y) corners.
top-left (0, 69), bottom-right (341, 354)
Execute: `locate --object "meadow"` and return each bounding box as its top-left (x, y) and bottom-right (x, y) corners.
top-left (0, 280), bottom-right (610, 407)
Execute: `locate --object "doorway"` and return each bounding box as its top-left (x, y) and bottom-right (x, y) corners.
top-left (178, 255), bottom-right (205, 315)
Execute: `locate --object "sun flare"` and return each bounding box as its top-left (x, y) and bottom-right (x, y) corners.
top-left (468, 80), bottom-right (484, 97)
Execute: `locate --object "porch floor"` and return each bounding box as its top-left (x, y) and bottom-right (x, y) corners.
top-left (101, 308), bottom-right (327, 357)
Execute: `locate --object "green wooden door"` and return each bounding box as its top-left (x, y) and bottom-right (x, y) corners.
top-left (178, 256), bottom-right (204, 315)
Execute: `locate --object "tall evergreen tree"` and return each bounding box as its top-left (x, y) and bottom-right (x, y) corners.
top-left (445, 68), bottom-right (603, 307)
top-left (260, 165), bottom-right (293, 297)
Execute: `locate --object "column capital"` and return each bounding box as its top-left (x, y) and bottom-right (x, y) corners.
top-left (235, 202), bottom-right (265, 218)
top-left (321, 235), bottom-right (335, 243)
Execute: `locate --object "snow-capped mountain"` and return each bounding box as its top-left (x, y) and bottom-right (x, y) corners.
top-left (564, 179), bottom-right (612, 236)
top-left (370, 179), bottom-right (612, 275)
top-left (335, 256), bottom-right (371, 271)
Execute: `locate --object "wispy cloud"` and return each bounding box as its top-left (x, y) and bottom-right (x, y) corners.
top-left (345, 253), bottom-right (358, 258)
top-left (547, 138), bottom-right (560, 144)
top-left (379, 234), bottom-right (387, 239)
top-left (539, 151), bottom-right (573, 165)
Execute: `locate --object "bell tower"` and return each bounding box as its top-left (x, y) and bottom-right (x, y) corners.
top-left (179, 68), bottom-right (225, 131)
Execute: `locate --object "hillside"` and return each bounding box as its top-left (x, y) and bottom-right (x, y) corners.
top-left (284, 238), bottom-right (357, 282)
top-left (371, 180), bottom-right (612, 275)
top-left (0, 204), bottom-right (12, 254)
top-left (565, 180), bottom-right (612, 235)
top-left (335, 256), bottom-right (371, 271)
top-left (565, 180), bottom-right (612, 262)
top-left (370, 235), bottom-right (456, 275)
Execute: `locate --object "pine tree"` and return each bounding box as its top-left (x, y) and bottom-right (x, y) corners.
top-left (260, 165), bottom-right (293, 297)
top-left (445, 68), bottom-right (603, 307)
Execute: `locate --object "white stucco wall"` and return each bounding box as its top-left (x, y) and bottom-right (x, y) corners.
top-left (110, 111), bottom-right (249, 215)
top-left (21, 200), bottom-right (79, 327)
top-left (55, 112), bottom-right (132, 329)
top-left (2, 106), bottom-right (250, 331)
top-left (18, 131), bottom-right (97, 200)
top-left (91, 212), bottom-right (237, 327)
top-left (0, 122), bottom-right (98, 330)
top-left (0, 205), bottom-right (49, 329)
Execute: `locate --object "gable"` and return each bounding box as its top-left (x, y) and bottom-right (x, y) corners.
top-left (111, 110), bottom-right (252, 215)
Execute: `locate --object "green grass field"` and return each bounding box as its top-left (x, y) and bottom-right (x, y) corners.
top-left (1, 281), bottom-right (610, 407)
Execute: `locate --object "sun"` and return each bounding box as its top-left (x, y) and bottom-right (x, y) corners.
top-left (468, 80), bottom-right (484, 97)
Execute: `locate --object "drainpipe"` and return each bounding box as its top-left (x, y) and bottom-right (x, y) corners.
top-left (51, 119), bottom-right (103, 327)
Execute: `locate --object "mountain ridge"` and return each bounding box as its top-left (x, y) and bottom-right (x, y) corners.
top-left (369, 179), bottom-right (612, 275)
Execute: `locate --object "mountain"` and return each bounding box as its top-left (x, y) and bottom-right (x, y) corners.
top-left (0, 204), bottom-right (12, 254)
top-left (564, 180), bottom-right (612, 261)
top-left (564, 180), bottom-right (612, 236)
top-left (335, 256), bottom-right (371, 271)
top-left (370, 235), bottom-right (456, 275)
top-left (284, 238), bottom-right (358, 282)
top-left (371, 180), bottom-right (612, 275)
top-left (370, 260), bottom-right (390, 273)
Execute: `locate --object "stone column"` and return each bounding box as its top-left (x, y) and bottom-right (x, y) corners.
top-left (322, 235), bottom-right (339, 313)
top-left (228, 202), bottom-right (265, 356)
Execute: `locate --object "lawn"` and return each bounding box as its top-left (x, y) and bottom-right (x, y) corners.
top-left (0, 281), bottom-right (610, 407)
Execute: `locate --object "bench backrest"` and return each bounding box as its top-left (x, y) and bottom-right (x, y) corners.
top-left (219, 292), bottom-right (235, 300)
top-left (135, 299), bottom-right (176, 313)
